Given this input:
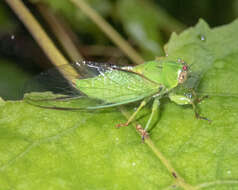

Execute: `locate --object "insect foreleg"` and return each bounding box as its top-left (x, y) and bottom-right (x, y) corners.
top-left (116, 98), bottom-right (150, 128)
top-left (169, 91), bottom-right (211, 122)
top-left (144, 98), bottom-right (160, 131)
top-left (196, 95), bottom-right (209, 103)
top-left (191, 101), bottom-right (211, 122)
top-left (191, 90), bottom-right (209, 103)
top-left (191, 90), bottom-right (211, 122)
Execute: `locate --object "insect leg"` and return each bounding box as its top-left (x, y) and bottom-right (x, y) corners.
top-left (191, 89), bottom-right (209, 103)
top-left (136, 124), bottom-right (149, 142)
top-left (197, 95), bottom-right (209, 103)
top-left (191, 100), bottom-right (211, 123)
top-left (191, 90), bottom-right (211, 122)
top-left (144, 98), bottom-right (159, 131)
top-left (116, 99), bottom-right (149, 128)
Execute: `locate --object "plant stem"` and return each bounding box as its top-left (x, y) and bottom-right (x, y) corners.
top-left (119, 106), bottom-right (195, 190)
top-left (69, 0), bottom-right (144, 65)
top-left (5, 0), bottom-right (78, 78)
top-left (37, 3), bottom-right (83, 62)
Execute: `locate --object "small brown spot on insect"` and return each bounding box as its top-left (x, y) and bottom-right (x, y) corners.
top-left (178, 70), bottom-right (188, 84)
top-left (172, 172), bottom-right (177, 178)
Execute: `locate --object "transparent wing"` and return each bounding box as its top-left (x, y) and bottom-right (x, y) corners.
top-left (23, 61), bottom-right (160, 110)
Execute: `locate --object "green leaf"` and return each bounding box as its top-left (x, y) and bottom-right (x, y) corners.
top-left (1, 19), bottom-right (238, 189)
top-left (116, 0), bottom-right (185, 59)
top-left (0, 3), bottom-right (17, 32)
top-left (35, 0), bottom-right (112, 42)
top-left (116, 0), bottom-right (164, 58)
top-left (0, 59), bottom-right (32, 100)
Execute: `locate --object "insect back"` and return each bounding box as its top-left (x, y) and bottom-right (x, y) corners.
top-left (71, 61), bottom-right (159, 107)
top-left (132, 60), bottom-right (188, 91)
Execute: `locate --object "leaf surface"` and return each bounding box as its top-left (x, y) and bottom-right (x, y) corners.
top-left (0, 19), bottom-right (238, 189)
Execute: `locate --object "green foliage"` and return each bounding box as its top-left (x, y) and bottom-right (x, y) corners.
top-left (0, 19), bottom-right (238, 189)
top-left (116, 0), bottom-right (164, 58)
top-left (0, 3), bottom-right (16, 31)
top-left (37, 0), bottom-right (113, 43)
top-left (116, 0), bottom-right (185, 59)
top-left (0, 60), bottom-right (32, 100)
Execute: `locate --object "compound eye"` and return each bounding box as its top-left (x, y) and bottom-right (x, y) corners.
top-left (183, 65), bottom-right (188, 71)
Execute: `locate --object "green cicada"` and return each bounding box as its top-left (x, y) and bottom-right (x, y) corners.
top-left (24, 60), bottom-right (208, 139)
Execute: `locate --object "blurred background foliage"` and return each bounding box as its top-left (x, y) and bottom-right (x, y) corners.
top-left (0, 0), bottom-right (237, 100)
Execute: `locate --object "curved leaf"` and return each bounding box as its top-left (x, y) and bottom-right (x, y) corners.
top-left (0, 19), bottom-right (238, 189)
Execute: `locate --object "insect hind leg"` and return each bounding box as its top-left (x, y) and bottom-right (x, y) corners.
top-left (116, 99), bottom-right (149, 128)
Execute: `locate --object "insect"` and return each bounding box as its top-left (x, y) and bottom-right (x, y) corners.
top-left (24, 60), bottom-right (209, 139)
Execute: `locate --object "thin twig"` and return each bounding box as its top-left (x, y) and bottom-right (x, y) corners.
top-left (119, 107), bottom-right (195, 190)
top-left (37, 3), bottom-right (83, 62)
top-left (68, 0), bottom-right (144, 65)
top-left (5, 0), bottom-right (78, 79)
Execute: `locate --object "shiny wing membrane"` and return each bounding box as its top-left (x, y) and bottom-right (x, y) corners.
top-left (24, 61), bottom-right (160, 110)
